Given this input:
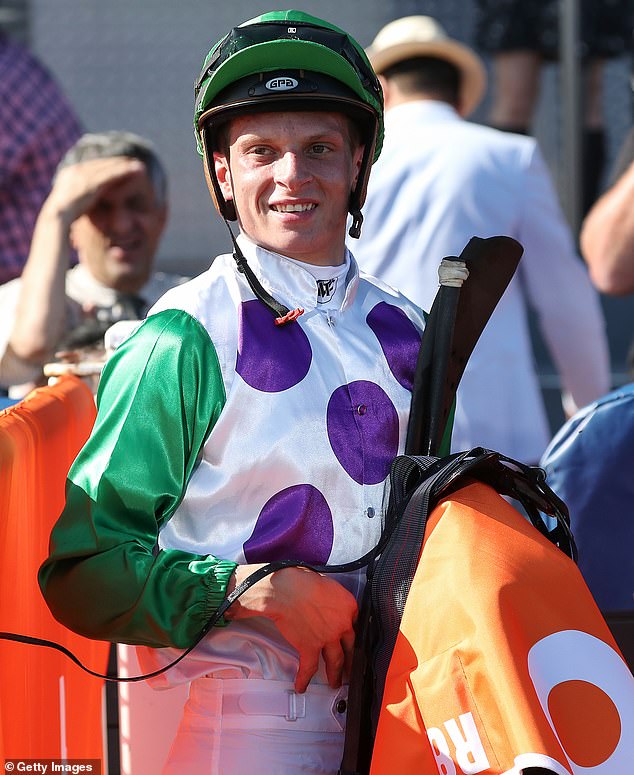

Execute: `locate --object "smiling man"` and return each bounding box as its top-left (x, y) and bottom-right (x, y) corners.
top-left (214, 111), bottom-right (364, 263)
top-left (0, 131), bottom-right (181, 397)
top-left (38, 11), bottom-right (433, 775)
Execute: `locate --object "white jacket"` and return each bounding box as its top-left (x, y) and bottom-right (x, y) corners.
top-left (354, 100), bottom-right (610, 462)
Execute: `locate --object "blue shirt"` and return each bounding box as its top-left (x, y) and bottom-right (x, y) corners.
top-left (541, 383), bottom-right (634, 612)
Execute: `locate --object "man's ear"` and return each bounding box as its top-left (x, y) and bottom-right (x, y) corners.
top-left (213, 151), bottom-right (233, 201)
top-left (352, 144), bottom-right (365, 189)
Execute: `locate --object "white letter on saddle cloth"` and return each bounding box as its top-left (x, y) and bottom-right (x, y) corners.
top-left (428, 713), bottom-right (490, 775)
top-left (445, 712), bottom-right (491, 774)
top-left (427, 727), bottom-right (457, 775)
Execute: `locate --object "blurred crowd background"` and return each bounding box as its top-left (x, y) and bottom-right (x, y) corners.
top-left (2, 0), bottom-right (633, 431)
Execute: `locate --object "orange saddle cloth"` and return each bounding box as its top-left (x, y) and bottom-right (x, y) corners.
top-left (370, 482), bottom-right (634, 775)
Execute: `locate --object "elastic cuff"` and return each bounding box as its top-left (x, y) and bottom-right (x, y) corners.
top-left (203, 559), bottom-right (238, 628)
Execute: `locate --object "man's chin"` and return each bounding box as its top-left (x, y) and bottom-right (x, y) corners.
top-left (256, 231), bottom-right (324, 261)
top-left (109, 269), bottom-right (151, 295)
top-left (108, 245), bottom-right (137, 263)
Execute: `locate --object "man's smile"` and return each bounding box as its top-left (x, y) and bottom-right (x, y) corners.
top-left (270, 203), bottom-right (317, 213)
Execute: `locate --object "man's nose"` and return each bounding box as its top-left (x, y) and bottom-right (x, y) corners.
top-left (109, 206), bottom-right (136, 234)
top-left (274, 152), bottom-right (311, 187)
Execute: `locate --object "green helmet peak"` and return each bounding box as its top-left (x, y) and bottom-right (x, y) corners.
top-left (193, 10), bottom-right (384, 236)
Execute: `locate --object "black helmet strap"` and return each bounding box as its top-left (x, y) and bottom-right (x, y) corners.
top-left (348, 207), bottom-right (363, 240)
top-left (347, 136), bottom-right (375, 239)
top-left (203, 125), bottom-right (303, 326)
top-left (202, 127), bottom-right (237, 222)
top-left (222, 219), bottom-right (304, 327)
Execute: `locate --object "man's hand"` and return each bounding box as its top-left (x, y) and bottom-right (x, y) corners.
top-left (226, 565), bottom-right (358, 693)
top-left (46, 156), bottom-right (147, 227)
top-left (7, 156), bottom-right (149, 367)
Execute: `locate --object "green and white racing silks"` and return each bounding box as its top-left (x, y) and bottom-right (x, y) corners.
top-left (39, 308), bottom-right (236, 649)
top-left (39, 236), bottom-right (428, 686)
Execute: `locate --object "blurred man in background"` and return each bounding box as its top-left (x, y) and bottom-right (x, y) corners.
top-left (354, 15), bottom-right (610, 464)
top-left (0, 131), bottom-right (184, 397)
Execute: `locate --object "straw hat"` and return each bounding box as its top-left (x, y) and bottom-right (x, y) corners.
top-left (366, 16), bottom-right (487, 116)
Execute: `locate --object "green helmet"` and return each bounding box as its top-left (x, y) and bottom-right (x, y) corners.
top-left (193, 9), bottom-right (384, 237)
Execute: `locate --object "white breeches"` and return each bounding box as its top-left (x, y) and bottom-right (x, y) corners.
top-left (163, 677), bottom-right (348, 775)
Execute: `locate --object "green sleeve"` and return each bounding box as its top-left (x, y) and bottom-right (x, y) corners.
top-left (38, 309), bottom-right (236, 649)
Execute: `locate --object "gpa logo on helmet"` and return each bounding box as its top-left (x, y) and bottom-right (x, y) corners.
top-left (266, 76), bottom-right (299, 92)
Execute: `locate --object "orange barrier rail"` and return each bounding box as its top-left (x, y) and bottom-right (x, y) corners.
top-left (0, 375), bottom-right (108, 763)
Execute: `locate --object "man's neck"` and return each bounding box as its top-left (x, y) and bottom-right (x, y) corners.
top-left (238, 232), bottom-right (348, 268)
top-left (384, 89), bottom-right (454, 113)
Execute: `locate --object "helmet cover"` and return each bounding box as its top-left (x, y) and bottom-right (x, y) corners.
top-left (194, 10), bottom-right (384, 231)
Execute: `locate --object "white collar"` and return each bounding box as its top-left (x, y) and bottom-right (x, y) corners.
top-left (66, 263), bottom-right (140, 307)
top-left (385, 100), bottom-right (461, 129)
top-left (235, 233), bottom-right (360, 312)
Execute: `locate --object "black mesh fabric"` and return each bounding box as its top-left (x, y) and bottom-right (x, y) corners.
top-left (370, 454), bottom-right (452, 730)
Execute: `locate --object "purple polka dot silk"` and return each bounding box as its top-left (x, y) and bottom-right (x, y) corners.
top-left (236, 300), bottom-right (312, 392)
top-left (327, 380), bottom-right (399, 485)
top-left (243, 484), bottom-right (333, 563)
top-left (366, 302), bottom-right (421, 391)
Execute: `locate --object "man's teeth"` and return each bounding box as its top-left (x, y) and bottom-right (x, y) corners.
top-left (272, 203), bottom-right (316, 212)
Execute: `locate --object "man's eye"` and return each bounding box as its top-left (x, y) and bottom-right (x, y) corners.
top-left (311, 144), bottom-right (329, 155)
top-left (92, 201), bottom-right (111, 215)
top-left (128, 198), bottom-right (151, 213)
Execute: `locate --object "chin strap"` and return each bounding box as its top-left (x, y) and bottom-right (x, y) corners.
top-left (223, 220), bottom-right (304, 326)
top-left (348, 208), bottom-right (363, 240)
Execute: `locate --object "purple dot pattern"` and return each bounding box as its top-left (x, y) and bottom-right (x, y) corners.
top-left (327, 380), bottom-right (399, 485)
top-left (367, 302), bottom-right (421, 391)
top-left (243, 484), bottom-right (333, 563)
top-left (236, 300), bottom-right (312, 392)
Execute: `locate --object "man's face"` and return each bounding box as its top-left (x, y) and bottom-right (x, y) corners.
top-left (70, 167), bottom-right (167, 294)
top-left (213, 111), bottom-right (364, 265)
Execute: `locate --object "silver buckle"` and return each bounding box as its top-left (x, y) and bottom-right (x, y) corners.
top-left (285, 689), bottom-right (306, 722)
